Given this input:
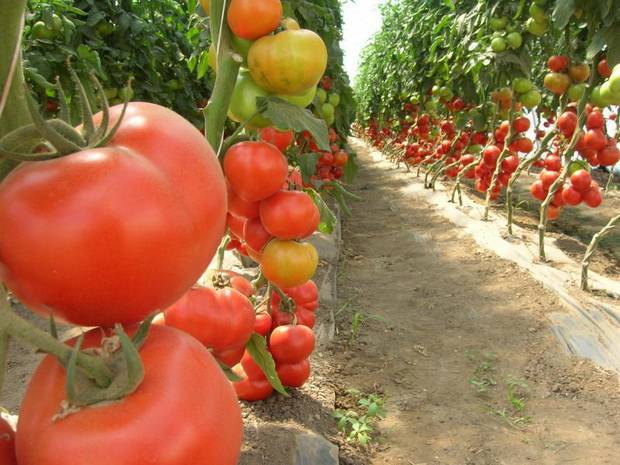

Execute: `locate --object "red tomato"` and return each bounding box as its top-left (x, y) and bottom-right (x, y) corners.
top-left (240, 351), bottom-right (267, 380)
top-left (586, 111), bottom-right (604, 130)
top-left (583, 184), bottom-right (602, 208)
top-left (540, 169), bottom-right (560, 189)
top-left (551, 187), bottom-right (565, 207)
top-left (232, 365), bottom-right (273, 402)
top-left (254, 311), bottom-right (273, 336)
top-left (227, 0), bottom-right (282, 40)
top-left (227, 213), bottom-right (247, 240)
top-left (547, 205), bottom-right (561, 220)
top-left (271, 305), bottom-right (316, 329)
top-left (570, 170), bottom-right (592, 192)
top-left (547, 55), bottom-right (569, 72)
top-left (530, 180), bottom-right (548, 201)
top-left (227, 182), bottom-right (260, 219)
top-left (561, 185), bottom-right (583, 206)
top-left (512, 117), bottom-right (530, 133)
top-left (558, 111), bottom-right (578, 137)
top-left (269, 325), bottom-right (315, 364)
top-left (583, 129), bottom-right (607, 151)
top-left (277, 359), bottom-right (311, 388)
top-left (215, 270), bottom-right (254, 297)
top-left (511, 137), bottom-right (533, 153)
top-left (243, 217), bottom-right (273, 252)
top-left (544, 154), bottom-right (562, 171)
top-left (224, 142), bottom-right (288, 202)
top-left (333, 150), bottom-right (349, 167)
top-left (272, 280), bottom-right (319, 311)
top-left (16, 325), bottom-right (242, 465)
top-left (0, 103), bottom-right (227, 327)
top-left (164, 287), bottom-right (255, 365)
top-left (598, 145), bottom-right (620, 166)
top-left (0, 418), bottom-right (16, 465)
top-left (260, 127), bottom-right (294, 152)
top-left (598, 59), bottom-right (612, 78)
top-left (260, 191), bottom-right (320, 240)
top-left (483, 146), bottom-right (501, 166)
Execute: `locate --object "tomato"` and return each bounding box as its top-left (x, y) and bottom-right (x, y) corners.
top-left (254, 311), bottom-right (273, 336)
top-left (269, 325), bottom-right (315, 363)
top-left (243, 217), bottom-right (273, 252)
top-left (598, 145), bottom-right (620, 166)
top-left (547, 205), bottom-right (561, 220)
top-left (583, 184), bottom-right (602, 208)
top-left (543, 73), bottom-right (570, 95)
top-left (214, 270), bottom-right (254, 297)
top-left (540, 169), bottom-right (560, 189)
top-left (583, 130), bottom-right (607, 151)
top-left (500, 155), bottom-right (519, 173)
top-left (598, 59), bottom-right (612, 78)
top-left (561, 184), bottom-right (583, 206)
top-left (530, 180), bottom-right (548, 201)
top-left (164, 286), bottom-right (255, 365)
top-left (558, 111), bottom-right (578, 137)
top-left (551, 188), bottom-right (565, 207)
top-left (512, 117), bottom-right (530, 133)
top-left (0, 103), bottom-right (226, 327)
top-left (277, 359), bottom-right (311, 388)
top-left (248, 29), bottom-right (328, 95)
top-left (586, 111), bottom-right (604, 130)
top-left (260, 240), bottom-right (318, 288)
top-left (16, 325), bottom-right (242, 465)
top-left (483, 146), bottom-right (501, 166)
top-left (227, 182), bottom-right (259, 219)
top-left (271, 305), bottom-right (316, 329)
top-left (273, 280), bottom-right (319, 311)
top-left (570, 170), bottom-right (592, 192)
top-left (232, 365), bottom-right (273, 402)
top-left (547, 55), bottom-right (569, 72)
top-left (227, 0), bottom-right (281, 40)
top-left (260, 127), bottom-right (294, 152)
top-left (0, 418), bottom-right (16, 465)
top-left (224, 141), bottom-right (288, 202)
top-left (227, 213), bottom-right (247, 240)
top-left (228, 71), bottom-right (271, 129)
top-left (511, 137), bottom-right (533, 153)
top-left (333, 150), bottom-right (349, 167)
top-left (568, 63), bottom-right (590, 83)
top-left (519, 90), bottom-right (542, 109)
top-left (260, 191), bottom-right (320, 240)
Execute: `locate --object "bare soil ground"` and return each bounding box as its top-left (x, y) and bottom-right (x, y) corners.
top-left (330, 139), bottom-right (620, 465)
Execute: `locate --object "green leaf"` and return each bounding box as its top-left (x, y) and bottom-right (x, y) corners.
top-left (552, 0), bottom-right (576, 29)
top-left (306, 189), bottom-right (336, 234)
top-left (246, 334), bottom-right (288, 396)
top-left (605, 25), bottom-right (620, 67)
top-left (218, 360), bottom-right (243, 382)
top-left (298, 152), bottom-right (321, 184)
top-left (587, 28), bottom-right (608, 60)
top-left (257, 97), bottom-right (330, 151)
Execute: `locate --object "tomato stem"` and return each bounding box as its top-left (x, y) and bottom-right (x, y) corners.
top-left (204, 0), bottom-right (242, 155)
top-left (581, 214), bottom-right (620, 291)
top-left (0, 287), bottom-right (114, 388)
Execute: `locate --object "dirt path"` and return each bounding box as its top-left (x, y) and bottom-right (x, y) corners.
top-left (332, 139), bottom-right (620, 465)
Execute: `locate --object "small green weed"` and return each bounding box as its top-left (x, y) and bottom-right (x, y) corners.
top-left (333, 389), bottom-right (386, 447)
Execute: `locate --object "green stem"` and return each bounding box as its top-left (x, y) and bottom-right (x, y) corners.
top-left (581, 214), bottom-right (620, 291)
top-left (204, 0), bottom-right (242, 155)
top-left (0, 288), bottom-right (113, 387)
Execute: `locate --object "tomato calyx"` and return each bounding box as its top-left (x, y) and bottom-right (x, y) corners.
top-left (270, 284), bottom-right (296, 315)
top-left (59, 315), bottom-right (155, 412)
top-left (0, 67), bottom-right (131, 166)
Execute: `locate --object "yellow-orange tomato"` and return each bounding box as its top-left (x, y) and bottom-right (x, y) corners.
top-left (248, 29), bottom-right (328, 95)
top-left (260, 240), bottom-right (318, 288)
top-left (227, 0), bottom-right (282, 40)
top-left (543, 72), bottom-right (571, 95)
top-left (568, 63), bottom-right (591, 83)
top-left (200, 0), bottom-right (210, 15)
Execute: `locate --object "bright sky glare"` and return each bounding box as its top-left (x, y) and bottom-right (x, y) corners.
top-left (342, 0), bottom-right (384, 84)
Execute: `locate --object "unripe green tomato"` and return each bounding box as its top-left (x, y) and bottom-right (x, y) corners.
top-left (567, 83), bottom-right (586, 102)
top-left (328, 93), bottom-right (341, 107)
top-left (513, 77), bottom-right (534, 94)
top-left (506, 24), bottom-right (517, 33)
top-left (316, 88), bottom-right (327, 103)
top-left (526, 18), bottom-right (547, 36)
top-left (529, 4), bottom-right (547, 23)
top-left (491, 37), bottom-right (507, 53)
top-left (431, 85), bottom-right (441, 96)
top-left (410, 95), bottom-right (420, 104)
top-left (104, 87), bottom-right (118, 100)
top-left (425, 100), bottom-right (437, 111)
top-left (118, 86), bottom-right (134, 101)
top-left (31, 21), bottom-right (55, 40)
top-left (506, 32), bottom-right (522, 49)
top-left (519, 89), bottom-right (542, 109)
top-left (321, 102), bottom-right (335, 118)
top-left (608, 64), bottom-right (620, 93)
top-left (590, 86), bottom-right (610, 108)
top-left (490, 17), bottom-right (508, 31)
top-left (600, 82), bottom-right (620, 105)
top-left (279, 86), bottom-right (317, 108)
top-left (439, 87), bottom-right (453, 99)
top-left (51, 14), bottom-right (63, 32)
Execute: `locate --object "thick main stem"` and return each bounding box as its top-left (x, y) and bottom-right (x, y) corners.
top-left (204, 0), bottom-right (242, 155)
top-left (581, 214), bottom-right (620, 291)
top-left (0, 288), bottom-right (113, 387)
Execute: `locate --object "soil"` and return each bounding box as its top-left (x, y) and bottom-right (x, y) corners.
top-left (329, 138), bottom-right (620, 465)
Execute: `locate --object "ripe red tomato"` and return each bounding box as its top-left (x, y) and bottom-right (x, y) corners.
top-left (243, 217), bottom-right (273, 252)
top-left (512, 117), bottom-right (530, 133)
top-left (260, 191), bottom-right (320, 240)
top-left (269, 325), bottom-right (315, 364)
top-left (586, 111), bottom-right (604, 130)
top-left (164, 286), bottom-right (255, 365)
top-left (232, 365), bottom-right (273, 402)
top-left (547, 55), bottom-right (569, 72)
top-left (16, 325), bottom-right (242, 465)
top-left (224, 142), bottom-right (288, 202)
top-left (254, 311), bottom-right (273, 336)
top-left (583, 184), bottom-right (602, 208)
top-left (227, 0), bottom-right (282, 40)
top-left (275, 280), bottom-right (319, 311)
top-left (598, 145), bottom-right (620, 166)
top-left (551, 188), bottom-right (565, 207)
top-left (547, 205), bottom-right (561, 220)
top-left (530, 180), bottom-right (548, 201)
top-left (544, 155), bottom-right (562, 171)
top-left (558, 111), bottom-right (577, 136)
top-left (260, 127), bottom-right (294, 152)
top-left (511, 137), bottom-right (533, 153)
top-left (227, 213), bottom-right (247, 240)
top-left (277, 359), bottom-right (311, 388)
top-left (215, 270), bottom-right (254, 297)
top-left (483, 146), bottom-right (501, 166)
top-left (240, 351), bottom-right (267, 381)
top-left (271, 305), bottom-right (316, 329)
top-left (0, 418), bottom-right (16, 465)
top-left (561, 184), bottom-right (583, 206)
top-left (260, 240), bottom-right (318, 288)
top-left (227, 182), bottom-right (259, 219)
top-left (540, 169), bottom-right (560, 189)
top-left (0, 103), bottom-right (227, 327)
top-left (598, 59), bottom-right (612, 78)
top-left (570, 170), bottom-right (592, 192)
top-left (583, 129), bottom-right (607, 151)
top-left (333, 150), bottom-right (349, 167)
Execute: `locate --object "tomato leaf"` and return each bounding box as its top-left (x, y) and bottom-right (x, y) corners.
top-left (246, 334), bottom-right (288, 396)
top-left (298, 152), bottom-right (321, 184)
top-left (306, 189), bottom-right (336, 234)
top-left (217, 360), bottom-right (244, 382)
top-left (552, 0), bottom-right (576, 30)
top-left (257, 97), bottom-right (330, 151)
